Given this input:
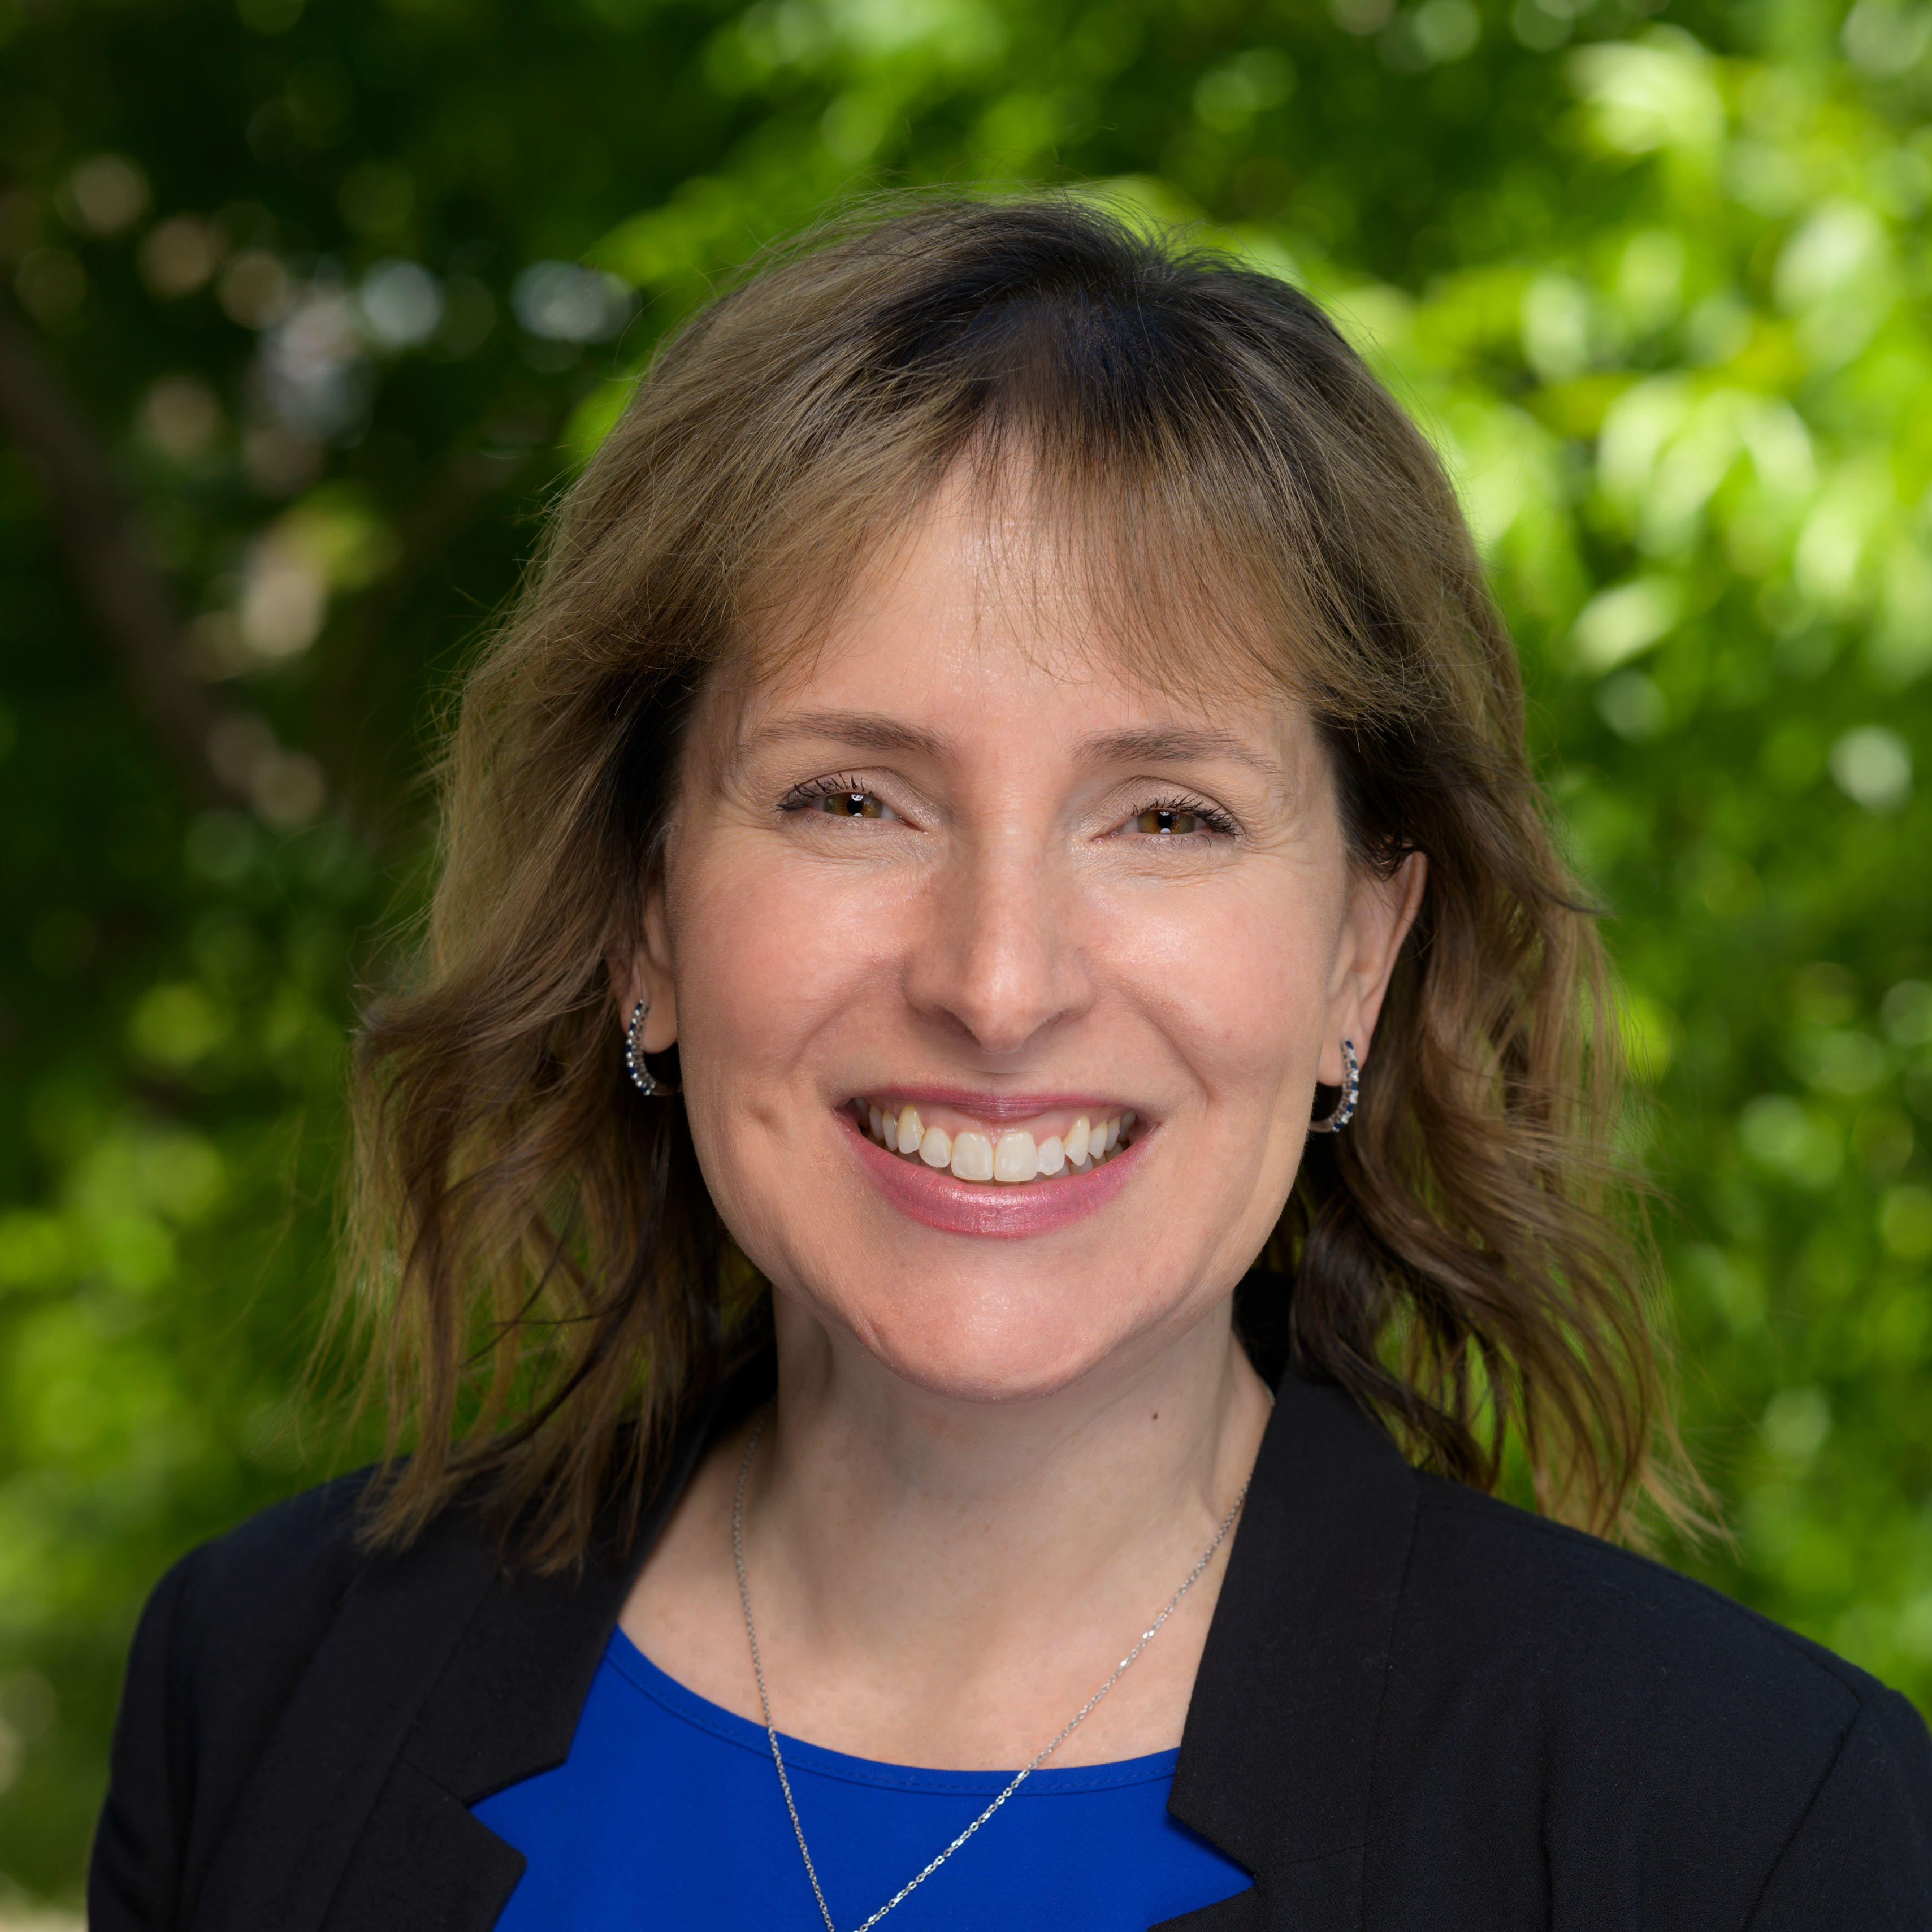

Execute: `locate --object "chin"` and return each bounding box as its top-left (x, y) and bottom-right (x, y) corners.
top-left (827, 1278), bottom-right (1166, 1405)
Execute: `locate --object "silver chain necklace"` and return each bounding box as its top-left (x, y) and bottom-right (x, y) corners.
top-left (730, 1411), bottom-right (1251, 1932)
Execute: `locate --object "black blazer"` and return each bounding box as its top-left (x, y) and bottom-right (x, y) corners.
top-left (91, 1361), bottom-right (1932, 1931)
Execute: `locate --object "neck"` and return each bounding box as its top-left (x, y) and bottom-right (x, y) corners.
top-left (621, 1284), bottom-right (1276, 1769)
top-left (750, 1292), bottom-right (1272, 1687)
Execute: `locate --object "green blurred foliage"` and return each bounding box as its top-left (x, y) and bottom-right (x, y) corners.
top-left (1, 0), bottom-right (1929, 1905)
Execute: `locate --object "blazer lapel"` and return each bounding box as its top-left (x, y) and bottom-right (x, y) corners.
top-left (187, 1501), bottom-right (504, 1932)
top-left (331, 1385), bottom-right (746, 1932)
top-left (189, 1361), bottom-right (761, 1932)
top-left (319, 1537), bottom-right (648, 1932)
top-left (1155, 1372), bottom-right (1420, 1932)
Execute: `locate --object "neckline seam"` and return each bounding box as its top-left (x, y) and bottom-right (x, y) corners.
top-left (603, 1629), bottom-right (1182, 1795)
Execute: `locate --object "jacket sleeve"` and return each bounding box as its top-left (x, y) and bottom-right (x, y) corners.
top-left (1745, 1687), bottom-right (1932, 1931)
top-left (88, 1553), bottom-right (198, 1932)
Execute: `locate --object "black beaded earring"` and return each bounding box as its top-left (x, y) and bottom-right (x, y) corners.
top-left (625, 1000), bottom-right (679, 1098)
top-left (1309, 1038), bottom-right (1358, 1133)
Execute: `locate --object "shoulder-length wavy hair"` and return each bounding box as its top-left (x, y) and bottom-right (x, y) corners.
top-left (344, 196), bottom-right (1699, 1569)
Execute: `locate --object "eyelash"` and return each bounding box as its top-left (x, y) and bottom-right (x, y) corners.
top-left (782, 777), bottom-right (1238, 840)
top-left (780, 774), bottom-right (890, 817)
top-left (1125, 794), bottom-right (1241, 840)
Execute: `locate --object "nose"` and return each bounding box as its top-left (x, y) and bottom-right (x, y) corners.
top-left (902, 826), bottom-right (1094, 1057)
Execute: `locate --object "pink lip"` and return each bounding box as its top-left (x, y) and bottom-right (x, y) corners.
top-left (857, 1086), bottom-right (1140, 1125)
top-left (839, 1111), bottom-right (1147, 1238)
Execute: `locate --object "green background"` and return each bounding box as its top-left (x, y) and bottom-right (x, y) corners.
top-left (2, 0), bottom-right (1930, 1910)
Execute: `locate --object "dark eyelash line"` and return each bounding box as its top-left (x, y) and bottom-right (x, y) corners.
top-left (781, 777), bottom-right (1241, 838)
top-left (779, 774), bottom-right (874, 812)
top-left (1136, 794), bottom-right (1242, 838)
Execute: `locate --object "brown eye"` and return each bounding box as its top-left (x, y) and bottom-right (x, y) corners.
top-left (818, 791), bottom-right (884, 818)
top-left (1134, 807), bottom-right (1200, 835)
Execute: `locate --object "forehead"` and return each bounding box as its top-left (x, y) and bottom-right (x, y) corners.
top-left (714, 465), bottom-right (1311, 776)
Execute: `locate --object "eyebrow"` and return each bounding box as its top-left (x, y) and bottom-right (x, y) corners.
top-left (1077, 725), bottom-right (1286, 785)
top-left (737, 712), bottom-right (949, 764)
top-left (737, 711), bottom-right (1285, 784)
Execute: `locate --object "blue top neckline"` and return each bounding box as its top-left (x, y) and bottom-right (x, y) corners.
top-left (606, 1627), bottom-right (1183, 1799)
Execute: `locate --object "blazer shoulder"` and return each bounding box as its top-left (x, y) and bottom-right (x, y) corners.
top-left (1377, 1477), bottom-right (1932, 1926)
top-left (1409, 1473), bottom-right (1900, 1748)
top-left (163, 1469), bottom-right (380, 1657)
top-left (157, 1465), bottom-right (522, 1701)
top-left (92, 1471), bottom-right (395, 1932)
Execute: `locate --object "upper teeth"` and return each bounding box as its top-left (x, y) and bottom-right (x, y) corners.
top-left (858, 1102), bottom-right (1137, 1182)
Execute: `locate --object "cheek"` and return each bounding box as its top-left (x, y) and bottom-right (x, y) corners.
top-left (1102, 870), bottom-right (1335, 1118)
top-left (668, 837), bottom-right (871, 1084)
top-left (661, 854), bottom-right (829, 1267)
top-left (662, 833), bottom-right (908, 1253)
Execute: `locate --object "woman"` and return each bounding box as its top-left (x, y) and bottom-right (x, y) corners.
top-left (90, 201), bottom-right (1931, 1932)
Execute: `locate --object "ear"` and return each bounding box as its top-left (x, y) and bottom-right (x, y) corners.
top-left (1320, 850), bottom-right (1426, 1086)
top-left (608, 868), bottom-right (679, 1054)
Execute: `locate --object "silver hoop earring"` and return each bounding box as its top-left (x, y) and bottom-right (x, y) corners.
top-left (1309, 1038), bottom-right (1358, 1134)
top-left (625, 1000), bottom-right (678, 1098)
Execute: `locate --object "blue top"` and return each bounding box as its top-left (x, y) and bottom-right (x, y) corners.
top-left (473, 1629), bottom-right (1252, 1930)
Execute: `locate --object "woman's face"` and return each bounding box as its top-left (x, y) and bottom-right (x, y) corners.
top-left (632, 482), bottom-right (1421, 1402)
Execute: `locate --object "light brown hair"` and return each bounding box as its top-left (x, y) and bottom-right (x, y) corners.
top-left (344, 197), bottom-right (1699, 1568)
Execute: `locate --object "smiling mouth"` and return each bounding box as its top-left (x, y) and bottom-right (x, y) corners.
top-left (847, 1098), bottom-right (1140, 1185)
